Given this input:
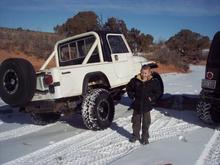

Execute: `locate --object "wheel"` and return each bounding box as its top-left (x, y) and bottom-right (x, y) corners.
top-left (196, 100), bottom-right (220, 124)
top-left (152, 71), bottom-right (164, 99)
top-left (196, 101), bottom-right (213, 124)
top-left (31, 112), bottom-right (60, 125)
top-left (0, 58), bottom-right (36, 107)
top-left (81, 88), bottom-right (115, 130)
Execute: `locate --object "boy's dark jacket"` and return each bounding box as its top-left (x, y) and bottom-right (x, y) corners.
top-left (126, 74), bottom-right (162, 113)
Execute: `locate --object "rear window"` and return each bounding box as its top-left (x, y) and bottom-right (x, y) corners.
top-left (107, 35), bottom-right (129, 54)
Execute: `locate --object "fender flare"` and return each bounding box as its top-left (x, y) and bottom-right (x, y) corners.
top-left (82, 72), bottom-right (110, 95)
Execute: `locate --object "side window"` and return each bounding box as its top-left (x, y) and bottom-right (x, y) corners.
top-left (85, 37), bottom-right (95, 54)
top-left (77, 37), bottom-right (96, 58)
top-left (58, 35), bottom-right (99, 66)
top-left (108, 35), bottom-right (129, 54)
top-left (60, 44), bottom-right (71, 62)
top-left (88, 47), bottom-right (100, 63)
top-left (77, 40), bottom-right (86, 58)
top-left (86, 37), bottom-right (100, 63)
top-left (69, 42), bottom-right (77, 59)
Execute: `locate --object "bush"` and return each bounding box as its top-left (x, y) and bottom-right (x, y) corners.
top-left (0, 27), bottom-right (63, 59)
top-left (149, 46), bottom-right (189, 72)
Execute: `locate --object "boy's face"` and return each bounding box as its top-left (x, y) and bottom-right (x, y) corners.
top-left (140, 68), bottom-right (151, 80)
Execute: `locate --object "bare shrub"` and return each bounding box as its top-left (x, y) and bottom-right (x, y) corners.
top-left (151, 46), bottom-right (189, 72)
top-left (0, 27), bottom-right (63, 59)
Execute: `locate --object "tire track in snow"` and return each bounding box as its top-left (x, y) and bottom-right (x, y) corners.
top-left (3, 110), bottom-right (201, 165)
top-left (195, 128), bottom-right (220, 165)
top-left (0, 123), bottom-right (56, 142)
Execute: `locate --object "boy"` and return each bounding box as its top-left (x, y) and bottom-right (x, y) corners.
top-left (126, 64), bottom-right (162, 144)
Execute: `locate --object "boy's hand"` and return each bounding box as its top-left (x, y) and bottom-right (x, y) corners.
top-left (147, 97), bottom-right (157, 105)
top-left (147, 97), bottom-right (152, 102)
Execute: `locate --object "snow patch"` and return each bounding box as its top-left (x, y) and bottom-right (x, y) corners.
top-left (178, 135), bottom-right (187, 142)
top-left (0, 123), bottom-right (56, 142)
top-left (196, 128), bottom-right (220, 165)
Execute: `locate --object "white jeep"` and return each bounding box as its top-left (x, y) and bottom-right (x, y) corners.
top-left (0, 31), bottom-right (163, 130)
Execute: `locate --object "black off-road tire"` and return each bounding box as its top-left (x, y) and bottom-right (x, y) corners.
top-left (81, 88), bottom-right (115, 130)
top-left (0, 58), bottom-right (36, 107)
top-left (31, 112), bottom-right (61, 125)
top-left (196, 101), bottom-right (213, 124)
top-left (152, 71), bottom-right (164, 99)
top-left (196, 100), bottom-right (220, 124)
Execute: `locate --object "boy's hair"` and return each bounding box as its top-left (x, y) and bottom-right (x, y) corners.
top-left (141, 64), bottom-right (151, 70)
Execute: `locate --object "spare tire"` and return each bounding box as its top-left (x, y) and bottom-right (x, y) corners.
top-left (152, 71), bottom-right (164, 99)
top-left (0, 58), bottom-right (36, 107)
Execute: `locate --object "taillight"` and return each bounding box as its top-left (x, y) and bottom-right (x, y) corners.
top-left (44, 75), bottom-right (53, 85)
top-left (206, 72), bottom-right (214, 80)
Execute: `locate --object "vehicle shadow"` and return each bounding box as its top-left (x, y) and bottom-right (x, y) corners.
top-left (120, 93), bottom-right (217, 129)
top-left (0, 104), bottom-right (87, 129)
top-left (155, 93), bottom-right (218, 129)
top-left (0, 105), bottom-right (33, 124)
top-left (120, 93), bottom-right (200, 111)
top-left (156, 93), bottom-right (199, 111)
top-left (60, 113), bottom-right (87, 130)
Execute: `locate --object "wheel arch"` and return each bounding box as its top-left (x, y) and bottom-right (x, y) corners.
top-left (82, 72), bottom-right (111, 95)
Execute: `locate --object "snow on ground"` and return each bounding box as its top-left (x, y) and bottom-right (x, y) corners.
top-left (0, 123), bottom-right (56, 142)
top-left (0, 65), bottom-right (220, 165)
top-left (196, 128), bottom-right (220, 165)
top-left (2, 110), bottom-right (201, 165)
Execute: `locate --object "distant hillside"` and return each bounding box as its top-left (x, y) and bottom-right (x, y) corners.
top-left (0, 27), bottom-right (63, 59)
top-left (0, 49), bottom-right (45, 70)
top-left (0, 26), bottom-right (208, 72)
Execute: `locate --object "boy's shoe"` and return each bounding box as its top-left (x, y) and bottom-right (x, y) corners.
top-left (129, 135), bottom-right (139, 143)
top-left (140, 139), bottom-right (149, 145)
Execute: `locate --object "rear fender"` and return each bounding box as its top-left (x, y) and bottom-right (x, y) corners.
top-left (82, 72), bottom-right (110, 95)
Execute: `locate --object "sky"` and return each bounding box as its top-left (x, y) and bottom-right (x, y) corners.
top-left (0, 0), bottom-right (220, 42)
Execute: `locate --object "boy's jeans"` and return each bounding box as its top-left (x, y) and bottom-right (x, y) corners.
top-left (131, 111), bottom-right (151, 141)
